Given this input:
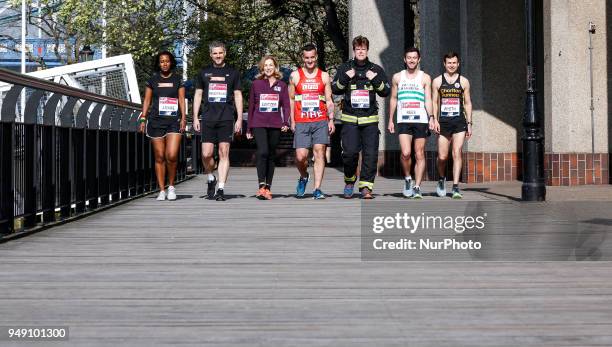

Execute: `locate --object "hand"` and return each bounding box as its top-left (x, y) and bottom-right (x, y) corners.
top-left (246, 131), bottom-right (253, 140)
top-left (180, 118), bottom-right (186, 133)
top-left (365, 70), bottom-right (378, 80)
top-left (290, 121), bottom-right (296, 132)
top-left (387, 122), bottom-right (395, 134)
top-left (138, 122), bottom-right (146, 134)
top-left (466, 123), bottom-right (472, 139)
top-left (345, 68), bottom-right (355, 79)
top-left (193, 118), bottom-right (200, 132)
top-left (234, 120), bottom-right (243, 135)
top-left (328, 119), bottom-right (335, 135)
top-left (281, 126), bottom-right (289, 132)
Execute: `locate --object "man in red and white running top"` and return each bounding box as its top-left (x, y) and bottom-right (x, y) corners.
top-left (289, 43), bottom-right (335, 199)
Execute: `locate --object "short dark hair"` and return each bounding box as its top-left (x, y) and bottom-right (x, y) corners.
top-left (404, 47), bottom-right (420, 58)
top-left (443, 51), bottom-right (460, 63)
top-left (302, 43), bottom-right (317, 53)
top-left (154, 51), bottom-right (176, 71)
top-left (352, 35), bottom-right (369, 50)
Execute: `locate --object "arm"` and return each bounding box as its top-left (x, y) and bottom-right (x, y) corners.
top-left (423, 74), bottom-right (434, 130)
top-left (462, 77), bottom-right (473, 138)
top-left (280, 82), bottom-right (291, 128)
top-left (178, 86), bottom-right (186, 132)
top-left (331, 64), bottom-right (351, 95)
top-left (247, 83), bottom-right (255, 132)
top-left (288, 71), bottom-right (297, 131)
top-left (234, 89), bottom-right (243, 134)
top-left (192, 89), bottom-right (203, 132)
top-left (323, 72), bottom-right (335, 135)
top-left (138, 86), bottom-right (153, 133)
top-left (431, 76), bottom-right (441, 133)
top-left (387, 73), bottom-right (399, 134)
top-left (371, 66), bottom-right (390, 97)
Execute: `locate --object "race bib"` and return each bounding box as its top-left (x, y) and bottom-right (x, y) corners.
top-left (441, 98), bottom-right (460, 116)
top-left (399, 101), bottom-right (422, 122)
top-left (158, 97), bottom-right (178, 117)
top-left (259, 94), bottom-right (279, 112)
top-left (208, 83), bottom-right (227, 102)
top-left (301, 93), bottom-right (320, 113)
top-left (350, 89), bottom-right (370, 109)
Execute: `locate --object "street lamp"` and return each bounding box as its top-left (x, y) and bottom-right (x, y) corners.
top-left (521, 0), bottom-right (546, 201)
top-left (79, 45), bottom-right (94, 62)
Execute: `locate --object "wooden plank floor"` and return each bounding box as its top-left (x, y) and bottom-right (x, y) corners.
top-left (1, 167), bottom-right (611, 346)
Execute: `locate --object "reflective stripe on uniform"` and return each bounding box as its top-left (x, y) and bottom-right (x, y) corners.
top-left (340, 114), bottom-right (379, 124)
top-left (376, 81), bottom-right (385, 91)
top-left (335, 80), bottom-right (345, 89)
top-left (358, 181), bottom-right (374, 189)
top-left (344, 175), bottom-right (357, 183)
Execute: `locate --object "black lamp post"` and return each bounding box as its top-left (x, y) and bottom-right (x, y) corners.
top-left (79, 45), bottom-right (94, 62)
top-left (521, 0), bottom-right (546, 201)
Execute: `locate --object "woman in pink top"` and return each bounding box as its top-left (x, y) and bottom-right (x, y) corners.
top-left (246, 55), bottom-right (291, 200)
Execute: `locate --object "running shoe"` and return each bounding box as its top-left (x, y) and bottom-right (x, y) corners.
top-left (296, 174), bottom-right (309, 197)
top-left (256, 187), bottom-right (267, 200)
top-left (436, 178), bottom-right (446, 197)
top-left (402, 178), bottom-right (414, 198)
top-left (312, 189), bottom-right (326, 200)
top-left (215, 188), bottom-right (226, 201)
top-left (263, 188), bottom-right (273, 200)
top-left (207, 176), bottom-right (217, 199)
top-left (343, 183), bottom-right (355, 199)
top-left (167, 186), bottom-right (177, 200)
top-left (156, 190), bottom-right (166, 201)
top-left (452, 187), bottom-right (463, 199)
top-left (360, 187), bottom-right (374, 199)
top-left (412, 186), bottom-right (423, 199)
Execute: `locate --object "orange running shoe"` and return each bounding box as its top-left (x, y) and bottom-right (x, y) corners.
top-left (256, 187), bottom-right (267, 200)
top-left (263, 188), bottom-right (273, 200)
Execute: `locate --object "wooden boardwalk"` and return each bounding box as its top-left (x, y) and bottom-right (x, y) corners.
top-left (1, 168), bottom-right (611, 346)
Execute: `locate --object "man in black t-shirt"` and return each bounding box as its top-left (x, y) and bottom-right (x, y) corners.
top-left (193, 41), bottom-right (243, 201)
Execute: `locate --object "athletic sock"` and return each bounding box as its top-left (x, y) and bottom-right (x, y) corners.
top-left (259, 182), bottom-right (266, 189)
top-left (218, 182), bottom-right (225, 189)
top-left (405, 176), bottom-right (412, 181)
top-left (208, 174), bottom-right (215, 182)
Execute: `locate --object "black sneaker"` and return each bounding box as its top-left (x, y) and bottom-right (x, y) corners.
top-left (215, 188), bottom-right (226, 201)
top-left (207, 176), bottom-right (217, 199)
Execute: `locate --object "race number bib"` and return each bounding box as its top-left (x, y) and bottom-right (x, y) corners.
top-left (441, 98), bottom-right (460, 116)
top-left (399, 101), bottom-right (422, 122)
top-left (208, 83), bottom-right (227, 102)
top-left (158, 97), bottom-right (178, 117)
top-left (301, 93), bottom-right (320, 113)
top-left (259, 94), bottom-right (279, 112)
top-left (350, 89), bottom-right (370, 109)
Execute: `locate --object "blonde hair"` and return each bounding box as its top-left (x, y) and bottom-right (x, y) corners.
top-left (255, 55), bottom-right (283, 80)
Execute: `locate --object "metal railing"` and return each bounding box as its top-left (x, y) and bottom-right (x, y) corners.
top-left (0, 68), bottom-right (202, 237)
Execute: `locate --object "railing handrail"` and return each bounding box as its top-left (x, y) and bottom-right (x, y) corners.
top-left (0, 68), bottom-right (141, 111)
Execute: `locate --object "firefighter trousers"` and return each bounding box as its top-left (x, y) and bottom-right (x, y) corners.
top-left (341, 123), bottom-right (379, 190)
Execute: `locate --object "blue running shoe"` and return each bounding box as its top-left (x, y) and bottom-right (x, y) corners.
top-left (343, 183), bottom-right (354, 199)
top-left (296, 174), bottom-right (309, 197)
top-left (312, 189), bottom-right (326, 199)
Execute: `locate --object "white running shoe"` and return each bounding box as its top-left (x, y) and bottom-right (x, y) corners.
top-left (156, 190), bottom-right (166, 201)
top-left (167, 186), bottom-right (177, 200)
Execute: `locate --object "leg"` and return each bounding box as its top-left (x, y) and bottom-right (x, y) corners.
top-left (164, 134), bottom-right (182, 186)
top-left (295, 148), bottom-right (310, 178)
top-left (413, 138), bottom-right (427, 186)
top-left (358, 124), bottom-right (379, 191)
top-left (312, 144), bottom-right (327, 190)
top-left (451, 131), bottom-right (467, 184)
top-left (252, 128), bottom-right (269, 186)
top-left (266, 128), bottom-right (281, 187)
top-left (341, 123), bottom-right (360, 183)
top-left (217, 142), bottom-right (230, 185)
top-left (398, 134), bottom-right (413, 177)
top-left (151, 137), bottom-right (167, 191)
top-left (437, 134), bottom-right (451, 178)
top-left (201, 142), bottom-right (216, 174)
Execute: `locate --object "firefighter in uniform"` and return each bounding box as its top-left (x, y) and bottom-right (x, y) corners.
top-left (332, 35), bottom-right (390, 199)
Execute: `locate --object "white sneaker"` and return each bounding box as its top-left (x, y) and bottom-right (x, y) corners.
top-left (156, 190), bottom-right (166, 201)
top-left (167, 186), bottom-right (177, 200)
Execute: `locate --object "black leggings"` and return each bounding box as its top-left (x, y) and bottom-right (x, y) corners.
top-left (252, 127), bottom-right (281, 187)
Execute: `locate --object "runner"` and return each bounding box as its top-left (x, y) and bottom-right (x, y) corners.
top-left (139, 51), bottom-right (186, 201)
top-left (193, 41), bottom-right (243, 201)
top-left (332, 35), bottom-right (390, 199)
top-left (432, 51), bottom-right (473, 199)
top-left (246, 55), bottom-right (290, 200)
top-left (289, 43), bottom-right (335, 199)
top-left (387, 47), bottom-right (434, 199)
